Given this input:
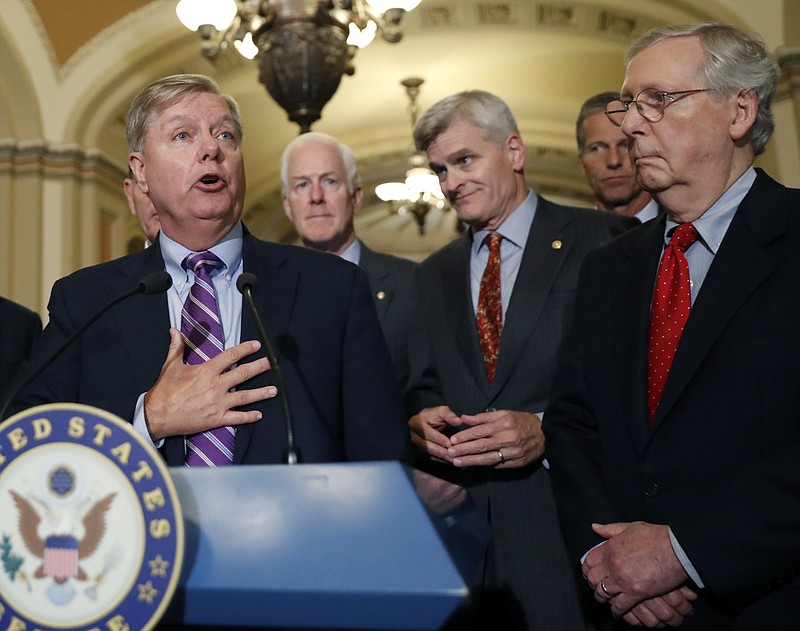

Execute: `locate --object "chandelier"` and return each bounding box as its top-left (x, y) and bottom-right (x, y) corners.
top-left (176, 0), bottom-right (421, 133)
top-left (375, 77), bottom-right (449, 235)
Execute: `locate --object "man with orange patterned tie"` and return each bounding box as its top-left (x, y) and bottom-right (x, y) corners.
top-left (405, 90), bottom-right (631, 630)
top-left (545, 23), bottom-right (800, 629)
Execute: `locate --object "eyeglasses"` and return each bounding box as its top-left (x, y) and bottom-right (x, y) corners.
top-left (605, 88), bottom-right (712, 127)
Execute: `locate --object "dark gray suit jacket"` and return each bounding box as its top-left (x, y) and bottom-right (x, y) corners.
top-left (358, 242), bottom-right (416, 393)
top-left (406, 196), bottom-right (632, 630)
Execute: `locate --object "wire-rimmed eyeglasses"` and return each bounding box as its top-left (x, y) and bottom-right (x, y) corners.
top-left (605, 88), bottom-right (712, 127)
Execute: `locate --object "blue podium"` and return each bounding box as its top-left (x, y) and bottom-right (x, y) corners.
top-left (165, 462), bottom-right (484, 630)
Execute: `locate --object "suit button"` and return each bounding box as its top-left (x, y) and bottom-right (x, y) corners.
top-left (376, 291), bottom-right (386, 301)
top-left (644, 482), bottom-right (659, 497)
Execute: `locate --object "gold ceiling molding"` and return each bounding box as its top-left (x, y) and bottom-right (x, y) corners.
top-left (413, 1), bottom-right (667, 42)
top-left (0, 139), bottom-right (120, 182)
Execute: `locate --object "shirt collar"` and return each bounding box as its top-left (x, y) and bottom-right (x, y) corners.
top-left (338, 238), bottom-right (361, 265)
top-left (471, 189), bottom-right (538, 254)
top-left (636, 200), bottom-right (660, 223)
top-left (663, 167), bottom-right (756, 254)
top-left (161, 222), bottom-right (244, 284)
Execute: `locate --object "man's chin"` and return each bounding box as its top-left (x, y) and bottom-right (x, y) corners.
top-left (601, 192), bottom-right (640, 209)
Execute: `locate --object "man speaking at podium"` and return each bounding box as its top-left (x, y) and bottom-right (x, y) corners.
top-left (6, 74), bottom-right (409, 466)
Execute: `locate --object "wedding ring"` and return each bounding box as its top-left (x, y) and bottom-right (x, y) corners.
top-left (600, 580), bottom-right (611, 597)
top-left (497, 449), bottom-right (505, 464)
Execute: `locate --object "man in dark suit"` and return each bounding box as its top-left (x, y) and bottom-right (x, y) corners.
top-left (405, 90), bottom-right (632, 630)
top-left (545, 23), bottom-right (800, 629)
top-left (8, 74), bottom-right (408, 466)
top-left (281, 132), bottom-right (416, 392)
top-left (0, 296), bottom-right (41, 401)
top-left (576, 92), bottom-right (657, 223)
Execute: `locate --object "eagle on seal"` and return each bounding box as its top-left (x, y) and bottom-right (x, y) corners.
top-left (10, 490), bottom-right (116, 584)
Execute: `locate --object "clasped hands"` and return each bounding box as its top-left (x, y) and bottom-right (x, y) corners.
top-left (583, 521), bottom-right (696, 628)
top-left (144, 328), bottom-right (277, 440)
top-left (408, 405), bottom-right (544, 468)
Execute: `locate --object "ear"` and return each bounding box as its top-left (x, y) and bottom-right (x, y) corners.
top-left (352, 186), bottom-right (364, 215)
top-left (506, 133), bottom-right (527, 173)
top-left (123, 178), bottom-right (136, 216)
top-left (129, 154), bottom-right (148, 193)
top-left (282, 195), bottom-right (294, 221)
top-left (729, 89), bottom-right (758, 143)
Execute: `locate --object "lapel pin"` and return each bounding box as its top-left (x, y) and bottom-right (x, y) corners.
top-left (551, 240), bottom-right (563, 250)
top-left (376, 291), bottom-right (386, 301)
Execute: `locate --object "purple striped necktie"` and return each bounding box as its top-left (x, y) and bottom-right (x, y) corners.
top-left (181, 251), bottom-right (235, 466)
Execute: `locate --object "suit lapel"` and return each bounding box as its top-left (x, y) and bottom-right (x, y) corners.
top-left (110, 242), bottom-right (171, 395)
top-left (233, 234), bottom-right (299, 463)
top-left (616, 217), bottom-right (665, 450)
top-left (358, 242), bottom-right (391, 320)
top-left (651, 174), bottom-right (784, 430)
top-left (107, 243), bottom-right (183, 464)
top-left (440, 234), bottom-right (489, 393)
top-left (491, 199), bottom-right (569, 394)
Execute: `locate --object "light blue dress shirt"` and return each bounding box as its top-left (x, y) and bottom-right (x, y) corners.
top-left (470, 189), bottom-right (537, 318)
top-left (658, 167), bottom-right (757, 588)
top-left (636, 199), bottom-right (660, 223)
top-left (133, 222), bottom-right (245, 443)
top-left (662, 168), bottom-right (755, 305)
top-left (468, 191), bottom-right (547, 464)
top-left (339, 238), bottom-right (361, 265)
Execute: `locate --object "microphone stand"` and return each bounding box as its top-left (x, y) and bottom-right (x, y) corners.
top-left (0, 271), bottom-right (172, 423)
top-left (237, 273), bottom-right (300, 465)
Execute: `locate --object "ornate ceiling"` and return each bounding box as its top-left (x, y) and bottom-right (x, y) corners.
top-left (5, 0), bottom-right (798, 261)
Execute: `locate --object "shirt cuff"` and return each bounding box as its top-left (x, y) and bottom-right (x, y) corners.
top-left (668, 526), bottom-right (705, 588)
top-left (133, 392), bottom-right (165, 449)
top-left (535, 411), bottom-right (549, 470)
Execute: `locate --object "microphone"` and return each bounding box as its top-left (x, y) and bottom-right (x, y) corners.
top-left (0, 271), bottom-right (172, 422)
top-left (236, 272), bottom-right (301, 465)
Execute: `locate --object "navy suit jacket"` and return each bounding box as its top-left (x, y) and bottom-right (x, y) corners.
top-left (406, 196), bottom-right (632, 630)
top-left (10, 229), bottom-right (409, 465)
top-left (545, 170), bottom-right (800, 628)
top-left (357, 242), bottom-right (416, 393)
top-left (0, 296), bottom-right (42, 401)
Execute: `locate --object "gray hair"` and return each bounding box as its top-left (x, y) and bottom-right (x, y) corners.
top-left (126, 74), bottom-right (244, 153)
top-left (280, 132), bottom-right (360, 195)
top-left (413, 90), bottom-right (521, 152)
top-left (576, 91), bottom-right (620, 153)
top-left (626, 22), bottom-right (779, 155)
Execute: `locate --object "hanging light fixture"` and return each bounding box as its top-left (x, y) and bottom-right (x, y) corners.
top-left (176, 0), bottom-right (421, 133)
top-left (375, 77), bottom-right (449, 235)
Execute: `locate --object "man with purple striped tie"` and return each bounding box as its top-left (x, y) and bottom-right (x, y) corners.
top-left (9, 74), bottom-right (409, 466)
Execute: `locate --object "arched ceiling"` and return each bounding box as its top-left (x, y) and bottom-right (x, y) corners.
top-left (9, 0), bottom-right (794, 258)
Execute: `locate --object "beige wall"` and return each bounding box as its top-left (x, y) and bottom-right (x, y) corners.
top-left (1, 0), bottom-right (798, 317)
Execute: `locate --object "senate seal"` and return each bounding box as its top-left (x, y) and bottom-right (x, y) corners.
top-left (0, 404), bottom-right (183, 631)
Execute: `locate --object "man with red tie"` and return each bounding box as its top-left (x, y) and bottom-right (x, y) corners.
top-left (545, 23), bottom-right (800, 629)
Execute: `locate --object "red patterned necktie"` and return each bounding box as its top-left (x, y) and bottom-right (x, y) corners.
top-left (477, 232), bottom-right (503, 383)
top-left (181, 251), bottom-right (235, 466)
top-left (647, 223), bottom-right (699, 422)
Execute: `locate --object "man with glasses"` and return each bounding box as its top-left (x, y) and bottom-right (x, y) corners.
top-left (576, 92), bottom-right (656, 222)
top-left (545, 22), bottom-right (800, 628)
